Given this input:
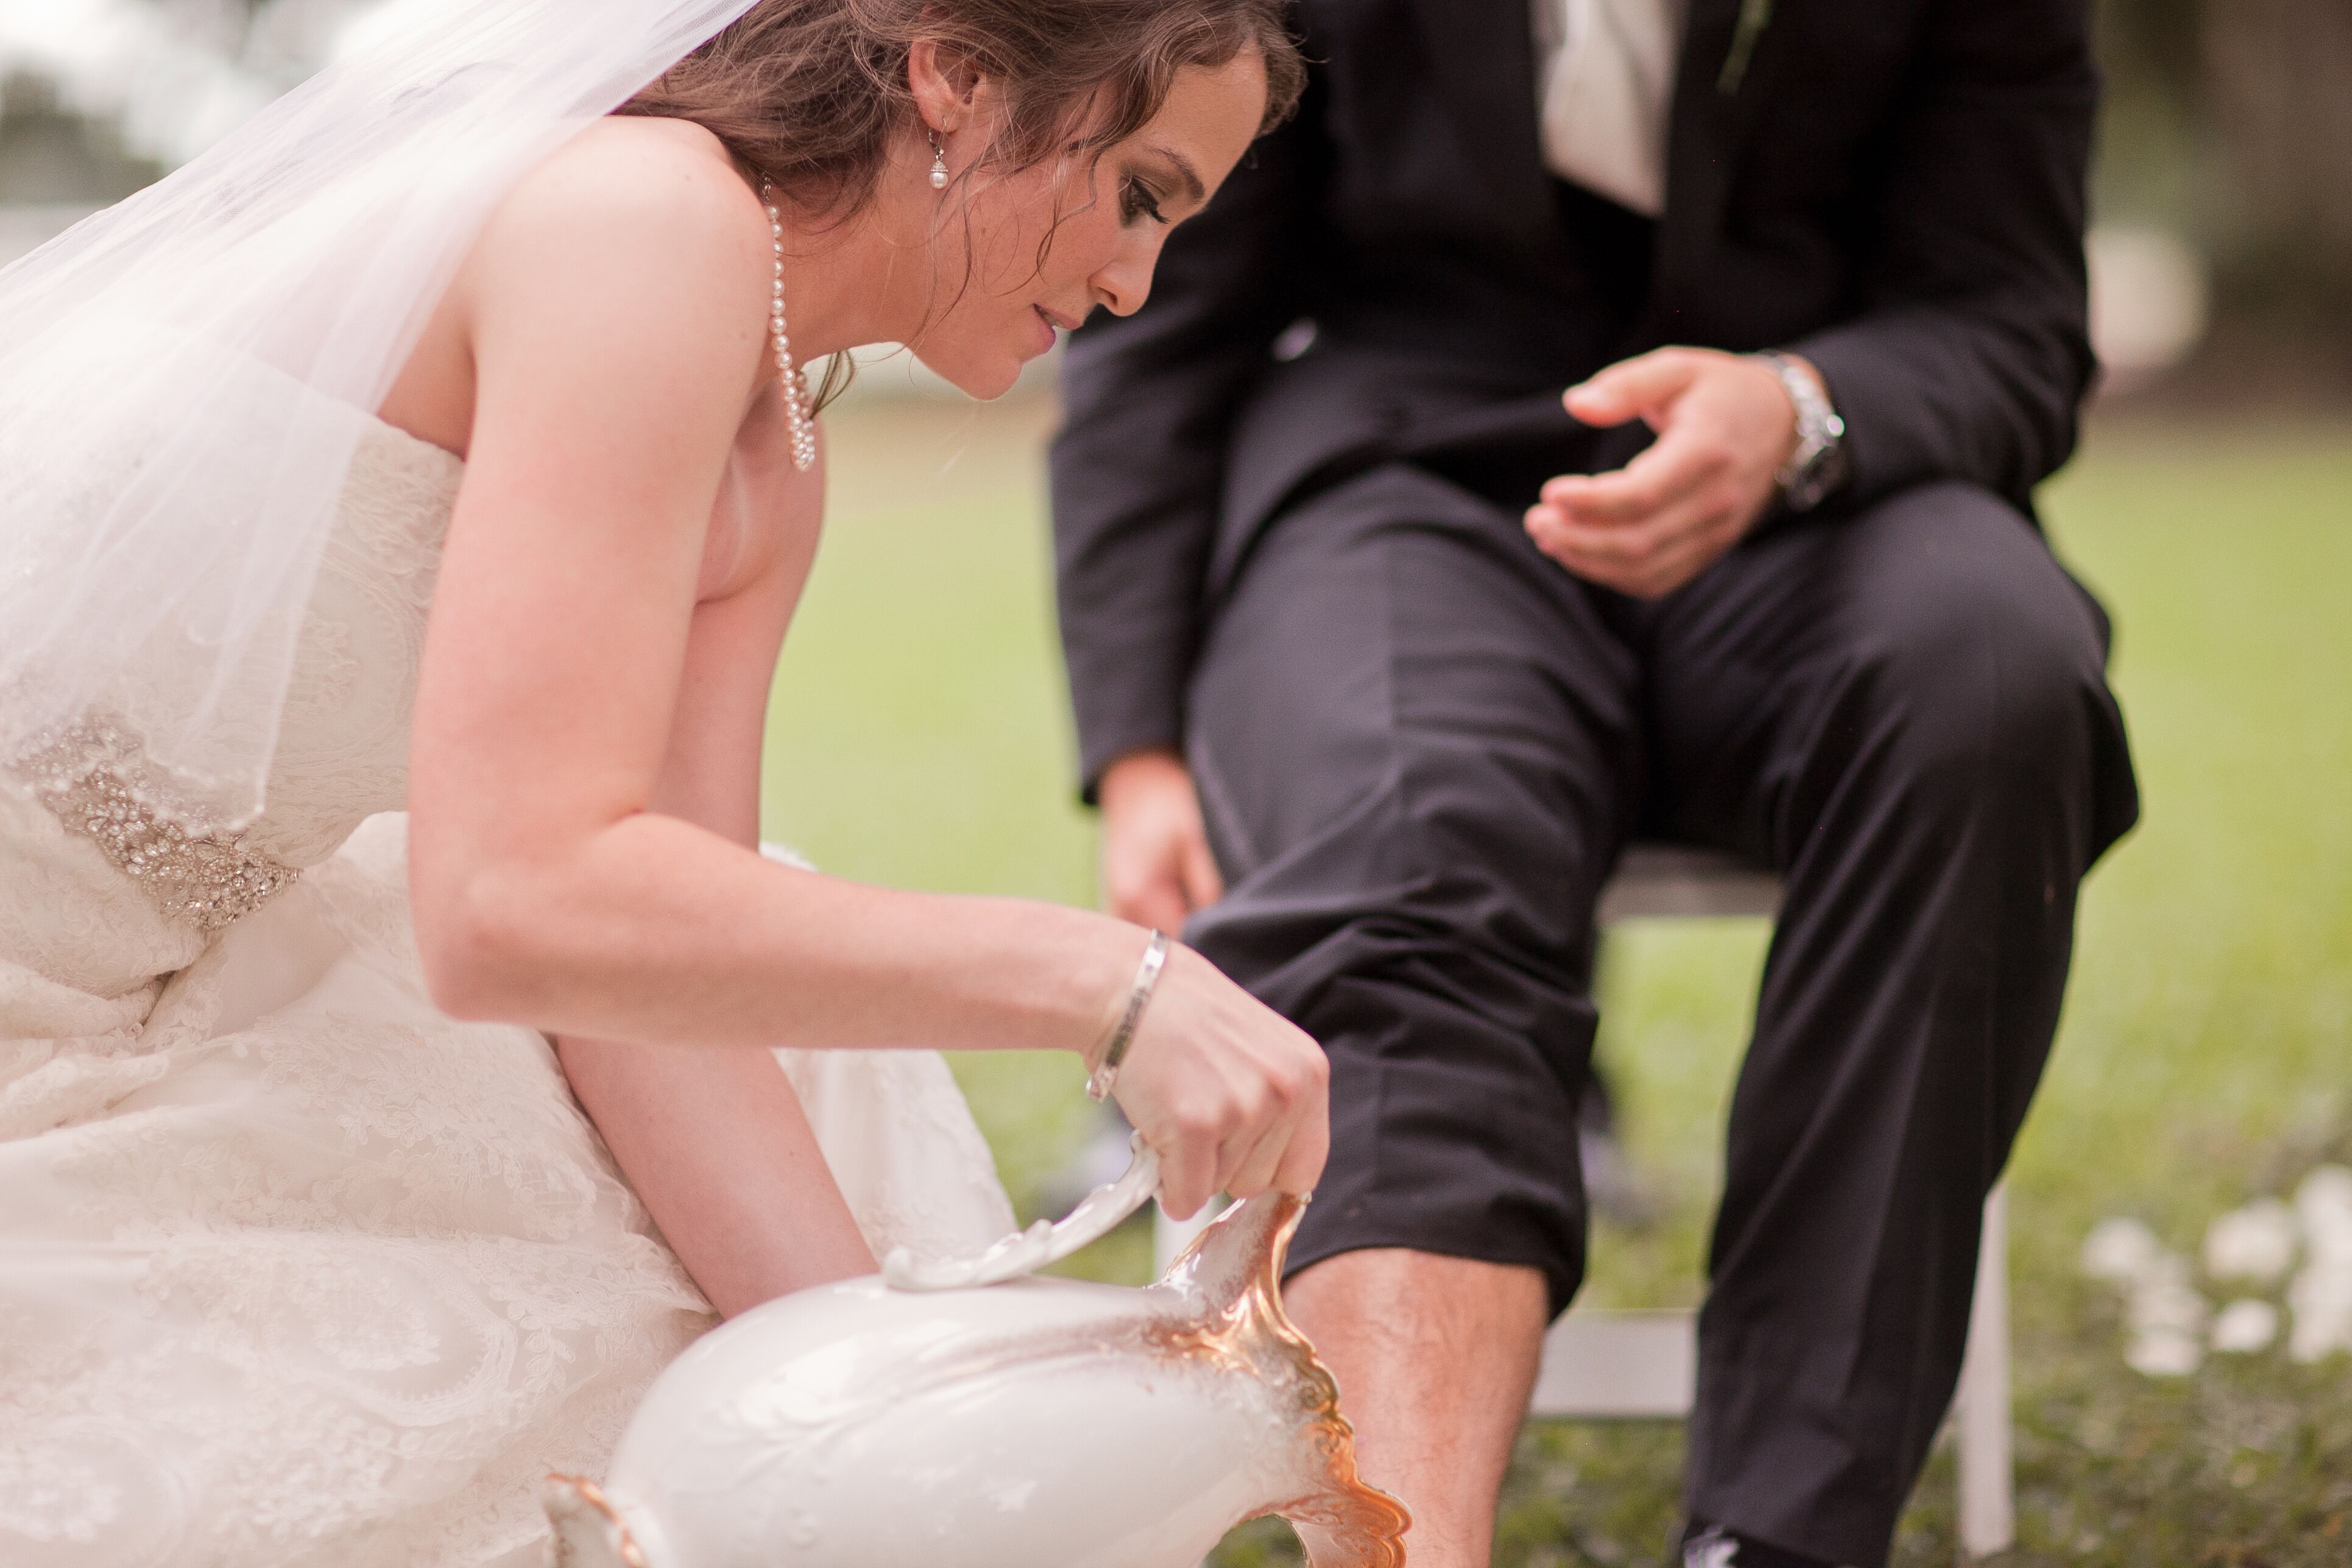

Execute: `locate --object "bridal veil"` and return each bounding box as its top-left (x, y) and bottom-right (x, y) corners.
top-left (0, 0), bottom-right (763, 833)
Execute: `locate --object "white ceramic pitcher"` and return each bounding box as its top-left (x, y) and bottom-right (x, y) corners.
top-left (545, 1146), bottom-right (1408, 1568)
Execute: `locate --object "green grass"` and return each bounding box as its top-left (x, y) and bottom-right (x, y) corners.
top-left (758, 396), bottom-right (1107, 1217)
top-left (763, 400), bottom-right (2352, 1566)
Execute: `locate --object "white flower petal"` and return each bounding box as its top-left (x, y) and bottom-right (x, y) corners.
top-left (2210, 1298), bottom-right (2279, 1354)
top-left (2204, 1199), bottom-right (2298, 1283)
top-left (2125, 1326), bottom-right (2203, 1377)
top-left (2083, 1217), bottom-right (2161, 1283)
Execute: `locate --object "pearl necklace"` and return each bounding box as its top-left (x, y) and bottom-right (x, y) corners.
top-left (762, 186), bottom-right (818, 472)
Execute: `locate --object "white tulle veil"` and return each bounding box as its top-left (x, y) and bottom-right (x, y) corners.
top-left (0, 0), bottom-right (762, 832)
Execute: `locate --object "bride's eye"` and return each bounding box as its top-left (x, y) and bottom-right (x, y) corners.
top-left (1119, 175), bottom-right (1168, 227)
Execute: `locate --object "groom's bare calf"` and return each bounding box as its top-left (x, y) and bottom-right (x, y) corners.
top-left (1285, 1248), bottom-right (1549, 1568)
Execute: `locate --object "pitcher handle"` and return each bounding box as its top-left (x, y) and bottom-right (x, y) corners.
top-left (881, 1135), bottom-right (1160, 1291)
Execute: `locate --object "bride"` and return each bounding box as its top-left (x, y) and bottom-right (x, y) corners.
top-left (0, 2), bottom-right (1321, 1563)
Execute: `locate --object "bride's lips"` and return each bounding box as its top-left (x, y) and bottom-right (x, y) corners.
top-left (1030, 304), bottom-right (1077, 356)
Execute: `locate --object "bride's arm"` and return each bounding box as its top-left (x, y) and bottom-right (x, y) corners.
top-left (404, 126), bottom-right (1327, 1222)
top-left (559, 1030), bottom-right (875, 1315)
top-left (552, 461), bottom-right (875, 1317)
top-left (408, 135), bottom-right (1130, 1061)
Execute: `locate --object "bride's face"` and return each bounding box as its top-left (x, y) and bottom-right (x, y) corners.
top-left (905, 54), bottom-right (1270, 399)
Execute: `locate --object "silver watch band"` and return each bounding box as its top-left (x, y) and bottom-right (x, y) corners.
top-left (1756, 350), bottom-right (1846, 512)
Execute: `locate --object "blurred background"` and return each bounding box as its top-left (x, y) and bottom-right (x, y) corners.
top-left (4, 3), bottom-right (2345, 1564)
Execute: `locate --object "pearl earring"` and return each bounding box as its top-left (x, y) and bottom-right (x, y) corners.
top-left (928, 131), bottom-right (948, 190)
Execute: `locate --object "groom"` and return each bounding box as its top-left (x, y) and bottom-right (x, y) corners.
top-left (1052, 1), bottom-right (2136, 1564)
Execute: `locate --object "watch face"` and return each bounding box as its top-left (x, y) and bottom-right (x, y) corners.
top-left (1788, 439), bottom-right (1848, 512)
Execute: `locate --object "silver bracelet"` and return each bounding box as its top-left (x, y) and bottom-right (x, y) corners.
top-left (1086, 930), bottom-right (1170, 1103)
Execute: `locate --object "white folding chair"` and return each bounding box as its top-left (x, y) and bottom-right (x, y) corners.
top-left (1156, 844), bottom-right (2016, 1562)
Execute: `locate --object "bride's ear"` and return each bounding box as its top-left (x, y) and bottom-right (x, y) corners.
top-left (905, 37), bottom-right (989, 135)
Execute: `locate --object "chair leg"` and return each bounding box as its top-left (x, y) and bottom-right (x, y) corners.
top-left (1955, 1182), bottom-right (2015, 1561)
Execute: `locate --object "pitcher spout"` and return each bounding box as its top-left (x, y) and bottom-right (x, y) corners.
top-left (1157, 1190), bottom-right (1305, 1310)
top-left (1156, 1195), bottom-right (1411, 1568)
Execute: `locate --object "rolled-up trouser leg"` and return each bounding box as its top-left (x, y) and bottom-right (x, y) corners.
top-left (1183, 464), bottom-right (1644, 1316)
top-left (1647, 482), bottom-right (2139, 1566)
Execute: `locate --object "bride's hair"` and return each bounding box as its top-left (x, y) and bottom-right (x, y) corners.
top-left (618, 0), bottom-right (1305, 217)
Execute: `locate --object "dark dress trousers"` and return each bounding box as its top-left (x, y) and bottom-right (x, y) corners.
top-left (1050, 2), bottom-right (2139, 1563)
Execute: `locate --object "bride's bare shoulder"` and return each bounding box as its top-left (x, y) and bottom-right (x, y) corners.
top-left (466, 116), bottom-right (769, 315)
top-left (537, 114), bottom-right (754, 203)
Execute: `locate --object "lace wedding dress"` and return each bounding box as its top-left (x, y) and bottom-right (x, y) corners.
top-left (0, 416), bottom-right (1017, 1567)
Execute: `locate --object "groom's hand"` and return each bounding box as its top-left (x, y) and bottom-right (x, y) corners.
top-left (1098, 747), bottom-right (1224, 933)
top-left (1524, 347), bottom-right (1810, 600)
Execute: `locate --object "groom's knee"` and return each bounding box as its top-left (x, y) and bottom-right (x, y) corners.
top-left (1802, 482), bottom-right (2124, 835)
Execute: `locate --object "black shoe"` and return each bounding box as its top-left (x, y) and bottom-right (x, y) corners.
top-left (1678, 1522), bottom-right (1837, 1568)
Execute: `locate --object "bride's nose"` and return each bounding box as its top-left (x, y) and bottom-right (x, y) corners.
top-left (1089, 247), bottom-right (1156, 319)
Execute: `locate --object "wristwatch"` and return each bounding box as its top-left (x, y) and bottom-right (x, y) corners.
top-left (1756, 350), bottom-right (1847, 512)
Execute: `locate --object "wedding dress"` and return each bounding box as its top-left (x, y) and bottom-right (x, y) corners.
top-left (0, 412), bottom-right (1018, 1568)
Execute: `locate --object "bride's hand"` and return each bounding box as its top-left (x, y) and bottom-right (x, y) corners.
top-left (1107, 942), bottom-right (1330, 1221)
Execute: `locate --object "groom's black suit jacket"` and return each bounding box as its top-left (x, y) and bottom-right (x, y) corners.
top-left (1051, 0), bottom-right (2099, 792)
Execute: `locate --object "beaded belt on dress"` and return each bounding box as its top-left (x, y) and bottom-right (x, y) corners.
top-left (13, 718), bottom-right (299, 932)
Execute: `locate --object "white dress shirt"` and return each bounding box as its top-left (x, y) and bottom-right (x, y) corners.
top-left (1532, 0), bottom-right (1690, 217)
